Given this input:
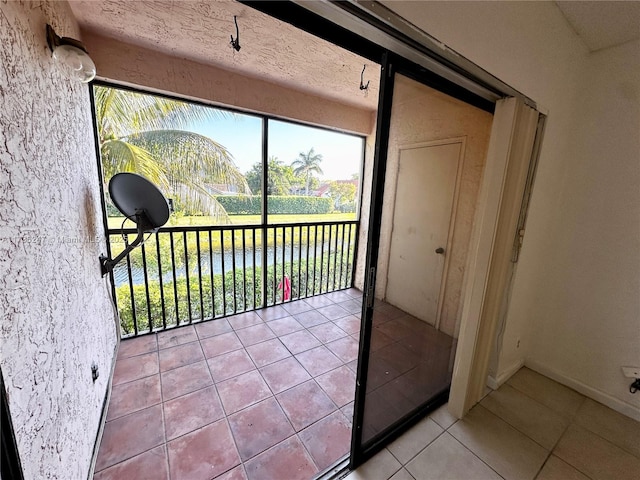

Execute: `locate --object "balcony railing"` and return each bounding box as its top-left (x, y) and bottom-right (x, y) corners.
top-left (107, 220), bottom-right (359, 337)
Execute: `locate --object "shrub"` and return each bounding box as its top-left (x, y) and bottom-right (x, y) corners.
top-left (214, 195), bottom-right (333, 215)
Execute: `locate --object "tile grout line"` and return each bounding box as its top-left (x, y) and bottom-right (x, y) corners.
top-left (442, 423), bottom-right (508, 480)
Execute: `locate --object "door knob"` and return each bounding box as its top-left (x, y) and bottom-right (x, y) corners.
top-left (435, 247), bottom-right (445, 254)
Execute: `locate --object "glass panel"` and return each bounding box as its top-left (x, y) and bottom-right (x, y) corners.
top-left (357, 72), bottom-right (493, 448)
top-left (266, 119), bottom-right (363, 224)
top-left (94, 84), bottom-right (261, 227)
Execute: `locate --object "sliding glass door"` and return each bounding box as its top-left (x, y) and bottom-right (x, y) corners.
top-left (351, 53), bottom-right (495, 465)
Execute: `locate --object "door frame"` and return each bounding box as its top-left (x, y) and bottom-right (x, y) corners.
top-left (384, 137), bottom-right (467, 330)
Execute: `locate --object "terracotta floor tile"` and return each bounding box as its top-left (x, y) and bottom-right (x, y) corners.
top-left (323, 291), bottom-right (352, 303)
top-left (195, 319), bottom-right (233, 339)
top-left (299, 411), bottom-right (352, 470)
top-left (256, 305), bottom-right (288, 321)
top-left (277, 380), bottom-right (337, 431)
top-left (333, 315), bottom-right (361, 335)
top-left (260, 357), bottom-right (311, 394)
top-left (341, 402), bottom-right (354, 424)
top-left (157, 326), bottom-right (197, 349)
top-left (201, 332), bottom-right (243, 359)
top-left (337, 299), bottom-right (362, 315)
top-left (94, 445), bottom-right (168, 480)
top-left (344, 288), bottom-right (363, 298)
top-left (161, 361), bottom-right (213, 401)
top-left (207, 349), bottom-right (256, 383)
top-left (163, 385), bottom-right (225, 440)
top-left (236, 323), bottom-right (276, 347)
top-left (267, 316), bottom-right (304, 336)
top-left (244, 435), bottom-right (318, 480)
top-left (95, 405), bottom-right (165, 472)
top-left (107, 374), bottom-right (161, 421)
top-left (217, 370), bottom-right (272, 414)
top-left (317, 304), bottom-right (350, 320)
top-left (246, 339), bottom-right (291, 368)
top-left (228, 397), bottom-right (295, 460)
top-left (295, 346), bottom-right (343, 377)
top-left (305, 295), bottom-right (335, 308)
top-left (228, 312), bottom-right (263, 330)
top-left (167, 420), bottom-right (240, 480)
top-left (158, 341), bottom-right (204, 372)
top-left (309, 322), bottom-right (348, 344)
top-left (215, 465), bottom-right (248, 480)
top-left (370, 327), bottom-right (394, 351)
top-left (112, 352), bottom-right (158, 386)
top-left (294, 310), bottom-right (331, 328)
top-left (346, 359), bottom-right (358, 373)
top-left (326, 336), bottom-right (360, 363)
top-left (282, 299), bottom-right (313, 315)
top-left (376, 342), bottom-right (420, 375)
top-left (117, 335), bottom-right (158, 359)
top-left (280, 330), bottom-right (322, 354)
top-left (316, 366), bottom-right (356, 407)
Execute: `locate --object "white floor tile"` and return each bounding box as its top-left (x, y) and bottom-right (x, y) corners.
top-left (554, 424), bottom-right (640, 480)
top-left (387, 417), bottom-right (443, 465)
top-left (535, 455), bottom-right (590, 480)
top-left (449, 405), bottom-right (548, 480)
top-left (406, 432), bottom-right (502, 480)
top-left (389, 468), bottom-right (416, 480)
top-left (481, 384), bottom-right (569, 449)
top-left (573, 398), bottom-right (640, 458)
top-left (429, 403), bottom-right (458, 430)
top-left (345, 448), bottom-right (402, 480)
top-left (506, 368), bottom-right (584, 418)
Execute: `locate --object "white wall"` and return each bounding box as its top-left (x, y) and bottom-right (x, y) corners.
top-left (524, 39), bottom-right (640, 418)
top-left (382, 1), bottom-right (639, 418)
top-left (0, 1), bottom-right (118, 478)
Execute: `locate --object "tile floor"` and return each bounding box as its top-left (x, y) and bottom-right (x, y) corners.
top-left (94, 289), bottom-right (364, 480)
top-left (346, 367), bottom-right (640, 480)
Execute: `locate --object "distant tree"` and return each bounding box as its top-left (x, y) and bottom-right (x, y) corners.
top-left (246, 157), bottom-right (300, 195)
top-left (291, 148), bottom-right (324, 195)
top-left (329, 181), bottom-right (357, 209)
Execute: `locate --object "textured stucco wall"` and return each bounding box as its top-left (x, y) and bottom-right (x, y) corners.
top-left (0, 1), bottom-right (118, 478)
top-left (81, 31), bottom-right (375, 136)
top-left (372, 76), bottom-right (492, 337)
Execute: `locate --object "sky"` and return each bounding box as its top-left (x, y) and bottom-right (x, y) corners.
top-left (190, 112), bottom-right (364, 181)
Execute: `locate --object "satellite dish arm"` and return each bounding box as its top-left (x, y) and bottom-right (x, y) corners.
top-left (99, 215), bottom-right (147, 276)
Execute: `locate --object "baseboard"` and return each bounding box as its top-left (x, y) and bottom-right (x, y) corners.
top-left (525, 359), bottom-right (640, 422)
top-left (487, 360), bottom-right (524, 390)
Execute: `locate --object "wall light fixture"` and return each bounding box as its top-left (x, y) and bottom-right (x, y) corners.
top-left (46, 24), bottom-right (96, 83)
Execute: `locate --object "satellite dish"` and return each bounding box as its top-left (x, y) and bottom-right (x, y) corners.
top-left (100, 173), bottom-right (170, 276)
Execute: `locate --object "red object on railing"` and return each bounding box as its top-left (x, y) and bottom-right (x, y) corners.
top-left (278, 275), bottom-right (291, 301)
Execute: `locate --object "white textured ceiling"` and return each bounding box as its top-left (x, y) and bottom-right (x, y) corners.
top-left (68, 0), bottom-right (380, 110)
top-left (555, 1), bottom-right (640, 52)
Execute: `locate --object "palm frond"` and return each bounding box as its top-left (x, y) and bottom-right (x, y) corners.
top-left (124, 130), bottom-right (250, 193)
top-left (170, 182), bottom-right (231, 223)
top-left (100, 139), bottom-right (168, 189)
top-left (94, 86), bottom-right (232, 140)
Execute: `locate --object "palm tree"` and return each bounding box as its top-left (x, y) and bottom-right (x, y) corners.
top-left (95, 86), bottom-right (249, 222)
top-left (291, 148), bottom-right (324, 195)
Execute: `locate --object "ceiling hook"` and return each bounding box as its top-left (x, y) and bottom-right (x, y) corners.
top-left (230, 15), bottom-right (241, 52)
top-left (360, 64), bottom-right (370, 91)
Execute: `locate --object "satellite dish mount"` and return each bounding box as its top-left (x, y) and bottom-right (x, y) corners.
top-left (99, 173), bottom-right (170, 277)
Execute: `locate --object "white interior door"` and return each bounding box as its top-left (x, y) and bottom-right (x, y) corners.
top-left (386, 141), bottom-right (461, 324)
